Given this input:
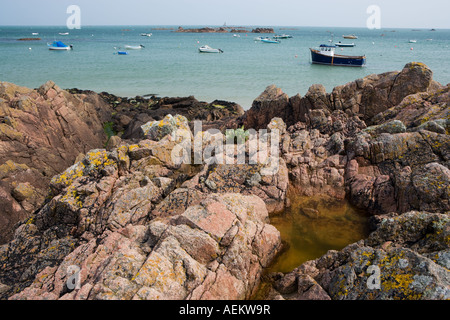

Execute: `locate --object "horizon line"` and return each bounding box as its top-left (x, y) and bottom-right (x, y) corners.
top-left (0, 24), bottom-right (446, 30)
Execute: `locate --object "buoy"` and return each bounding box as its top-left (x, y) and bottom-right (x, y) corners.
top-left (410, 47), bottom-right (414, 50)
top-left (28, 47), bottom-right (32, 50)
top-left (295, 55), bottom-right (298, 58)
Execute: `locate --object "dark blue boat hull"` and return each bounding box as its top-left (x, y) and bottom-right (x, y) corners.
top-left (310, 49), bottom-right (365, 67)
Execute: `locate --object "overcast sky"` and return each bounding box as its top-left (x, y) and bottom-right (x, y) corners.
top-left (0, 0), bottom-right (448, 29)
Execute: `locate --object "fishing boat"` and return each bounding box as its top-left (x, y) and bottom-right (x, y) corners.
top-left (343, 34), bottom-right (358, 39)
top-left (273, 34), bottom-right (293, 39)
top-left (261, 38), bottom-right (280, 44)
top-left (140, 33), bottom-right (152, 37)
top-left (124, 44), bottom-right (145, 50)
top-left (335, 42), bottom-right (355, 47)
top-left (254, 36), bottom-right (270, 41)
top-left (198, 45), bottom-right (223, 53)
top-left (310, 44), bottom-right (365, 67)
top-left (47, 41), bottom-right (72, 51)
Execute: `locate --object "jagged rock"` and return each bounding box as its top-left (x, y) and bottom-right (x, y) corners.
top-left (364, 120), bottom-right (407, 135)
top-left (243, 63), bottom-right (439, 130)
top-left (6, 193), bottom-right (281, 300)
top-left (0, 81), bottom-right (112, 244)
top-left (242, 85), bottom-right (290, 130)
top-left (372, 84), bottom-right (449, 130)
top-left (140, 114), bottom-right (191, 141)
top-left (345, 130), bottom-right (449, 215)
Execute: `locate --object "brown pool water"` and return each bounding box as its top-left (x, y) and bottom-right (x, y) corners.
top-left (267, 194), bottom-right (370, 274)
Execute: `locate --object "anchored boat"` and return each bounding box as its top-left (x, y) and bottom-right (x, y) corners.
top-left (48, 41), bottom-right (72, 51)
top-left (273, 34), bottom-right (293, 39)
top-left (310, 44), bottom-right (365, 67)
top-left (124, 45), bottom-right (145, 50)
top-left (343, 34), bottom-right (358, 39)
top-left (198, 45), bottom-right (223, 53)
top-left (260, 38), bottom-right (280, 44)
top-left (335, 41), bottom-right (355, 47)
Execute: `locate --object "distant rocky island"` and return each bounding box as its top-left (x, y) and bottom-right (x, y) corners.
top-left (0, 62), bottom-right (449, 300)
top-left (17, 38), bottom-right (41, 41)
top-left (175, 26), bottom-right (274, 33)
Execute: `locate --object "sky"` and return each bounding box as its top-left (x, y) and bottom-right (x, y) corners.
top-left (0, 0), bottom-right (449, 29)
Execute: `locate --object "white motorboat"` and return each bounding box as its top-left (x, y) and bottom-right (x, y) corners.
top-left (198, 45), bottom-right (223, 53)
top-left (273, 34), bottom-right (293, 39)
top-left (140, 33), bottom-right (152, 37)
top-left (335, 42), bottom-right (356, 47)
top-left (409, 39), bottom-right (417, 43)
top-left (59, 32), bottom-right (69, 36)
top-left (48, 41), bottom-right (72, 51)
top-left (124, 44), bottom-right (145, 50)
top-left (260, 38), bottom-right (280, 44)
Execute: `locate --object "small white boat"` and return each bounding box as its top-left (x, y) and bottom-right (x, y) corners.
top-left (409, 39), bottom-right (417, 43)
top-left (233, 34), bottom-right (240, 37)
top-left (335, 42), bottom-right (355, 47)
top-left (140, 33), bottom-right (152, 37)
top-left (198, 45), bottom-right (223, 53)
top-left (124, 44), bottom-right (145, 50)
top-left (273, 34), bottom-right (293, 39)
top-left (59, 32), bottom-right (69, 36)
top-left (32, 32), bottom-right (39, 36)
top-left (261, 38), bottom-right (280, 44)
top-left (254, 36), bottom-right (268, 41)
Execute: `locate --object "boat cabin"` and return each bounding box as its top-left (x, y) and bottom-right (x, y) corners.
top-left (317, 44), bottom-right (336, 56)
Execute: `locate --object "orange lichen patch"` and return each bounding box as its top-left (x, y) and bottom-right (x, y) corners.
top-left (85, 150), bottom-right (116, 168)
top-left (60, 185), bottom-right (84, 209)
top-left (51, 161), bottom-right (85, 187)
top-left (127, 144), bottom-right (139, 152)
top-left (378, 251), bottom-right (423, 300)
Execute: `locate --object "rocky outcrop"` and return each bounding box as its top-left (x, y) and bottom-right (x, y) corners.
top-left (345, 130), bottom-right (449, 215)
top-left (0, 62), bottom-right (448, 301)
top-left (242, 62), bottom-right (439, 130)
top-left (0, 81), bottom-right (112, 244)
top-left (243, 63), bottom-right (449, 216)
top-left (6, 193), bottom-right (280, 300)
top-left (175, 27), bottom-right (228, 33)
top-left (66, 89), bottom-right (245, 140)
top-left (252, 28), bottom-right (275, 33)
top-left (1, 83), bottom-right (244, 244)
top-left (0, 123), bottom-right (281, 299)
top-left (266, 211), bottom-right (450, 300)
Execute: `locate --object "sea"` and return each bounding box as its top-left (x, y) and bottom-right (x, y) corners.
top-left (0, 25), bottom-right (449, 110)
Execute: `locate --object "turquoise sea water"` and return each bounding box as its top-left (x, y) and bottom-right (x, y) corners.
top-left (0, 26), bottom-right (449, 109)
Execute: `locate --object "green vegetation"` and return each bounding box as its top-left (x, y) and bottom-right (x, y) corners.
top-left (103, 121), bottom-right (116, 148)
